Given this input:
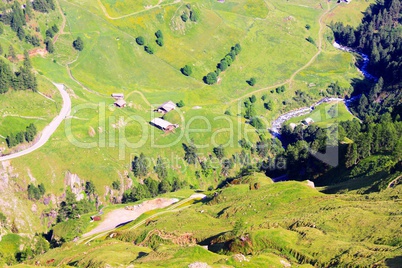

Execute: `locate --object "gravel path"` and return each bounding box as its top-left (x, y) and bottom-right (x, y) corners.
top-left (82, 198), bottom-right (179, 238)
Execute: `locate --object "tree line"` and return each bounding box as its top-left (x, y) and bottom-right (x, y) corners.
top-left (6, 123), bottom-right (37, 148)
top-left (203, 43), bottom-right (242, 85)
top-left (331, 0), bottom-right (402, 115)
top-left (0, 0), bottom-right (55, 48)
top-left (277, 111), bottom-right (401, 183)
top-left (124, 153), bottom-right (188, 203)
top-left (135, 29), bottom-right (164, 55)
top-left (0, 51), bottom-right (37, 94)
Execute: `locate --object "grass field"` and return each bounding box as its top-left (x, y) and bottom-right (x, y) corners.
top-left (6, 0), bottom-right (368, 195)
top-left (0, 0), bottom-right (378, 237)
top-left (325, 0), bottom-right (373, 27)
top-left (1, 0), bottom-right (397, 267)
top-left (28, 181), bottom-right (402, 267)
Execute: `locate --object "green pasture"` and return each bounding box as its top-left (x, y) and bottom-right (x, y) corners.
top-left (0, 0), bottom-right (375, 234)
top-left (29, 182), bottom-right (402, 267)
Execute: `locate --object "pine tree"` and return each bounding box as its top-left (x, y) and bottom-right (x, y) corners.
top-left (0, 59), bottom-right (12, 93)
top-left (213, 145), bottom-right (225, 160)
top-left (345, 143), bottom-right (358, 168)
top-left (132, 153), bottom-right (149, 178)
top-left (154, 157), bottom-right (167, 179)
top-left (23, 50), bottom-right (31, 69)
top-left (25, 0), bottom-right (33, 19)
top-left (8, 45), bottom-right (16, 61)
top-left (158, 180), bottom-right (171, 194)
top-left (144, 178), bottom-right (159, 197)
top-left (183, 142), bottom-right (198, 164)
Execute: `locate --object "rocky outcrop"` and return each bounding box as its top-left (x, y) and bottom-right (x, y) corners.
top-left (64, 171), bottom-right (85, 201)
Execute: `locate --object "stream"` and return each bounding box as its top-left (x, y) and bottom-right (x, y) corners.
top-left (270, 41), bottom-right (378, 137)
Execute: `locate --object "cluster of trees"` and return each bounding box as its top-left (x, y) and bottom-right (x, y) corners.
top-left (258, 1), bottom-right (402, 186)
top-left (135, 36), bottom-right (154, 54)
top-left (323, 81), bottom-right (351, 98)
top-left (14, 235), bottom-right (50, 263)
top-left (203, 43), bottom-right (242, 85)
top-left (275, 85), bottom-right (286, 94)
top-left (261, 94), bottom-right (274, 111)
top-left (1, 2), bottom-right (26, 41)
top-left (277, 111), bottom-right (402, 181)
top-left (73, 37), bottom-right (84, 51)
top-left (292, 89), bottom-right (312, 105)
top-left (155, 30), bottom-right (164, 47)
top-left (0, 50), bottom-right (37, 93)
top-left (242, 95), bottom-right (267, 130)
top-left (122, 177), bottom-right (187, 203)
top-left (27, 183), bottom-right (45, 200)
top-left (6, 123), bottom-right (37, 148)
top-left (180, 4), bottom-right (200, 23)
top-left (183, 141), bottom-right (238, 179)
top-left (57, 189), bottom-right (95, 222)
top-left (32, 0), bottom-right (56, 13)
top-left (278, 123), bottom-right (338, 180)
top-left (0, 1), bottom-right (43, 47)
top-left (129, 153), bottom-right (189, 201)
top-left (331, 0), bottom-right (402, 111)
top-left (44, 24), bottom-right (58, 53)
top-left (343, 114), bottom-right (402, 168)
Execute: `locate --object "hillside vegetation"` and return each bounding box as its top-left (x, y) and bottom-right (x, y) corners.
top-left (1, 0), bottom-right (401, 267)
top-left (28, 181), bottom-right (402, 267)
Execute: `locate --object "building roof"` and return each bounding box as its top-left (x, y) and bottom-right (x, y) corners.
top-left (305, 117), bottom-right (314, 124)
top-left (114, 99), bottom-right (127, 107)
top-left (111, 93), bottom-right (124, 98)
top-left (289, 123), bottom-right (297, 130)
top-left (151, 118), bottom-right (175, 129)
top-left (158, 101), bottom-right (176, 112)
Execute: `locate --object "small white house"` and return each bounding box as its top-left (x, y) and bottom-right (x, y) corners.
top-left (151, 118), bottom-right (178, 131)
top-left (155, 101), bottom-right (176, 114)
top-left (302, 118), bottom-right (314, 125)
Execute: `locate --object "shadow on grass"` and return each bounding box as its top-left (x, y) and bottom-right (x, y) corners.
top-left (115, 220), bottom-right (133, 228)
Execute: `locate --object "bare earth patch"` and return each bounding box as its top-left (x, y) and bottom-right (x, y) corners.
top-left (82, 198), bottom-right (178, 237)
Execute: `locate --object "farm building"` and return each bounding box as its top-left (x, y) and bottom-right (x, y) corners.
top-left (151, 118), bottom-right (178, 131)
top-left (289, 123), bottom-right (297, 131)
top-left (155, 101), bottom-right (176, 114)
top-left (90, 216), bottom-right (101, 221)
top-left (111, 93), bottom-right (124, 99)
top-left (302, 118), bottom-right (314, 125)
top-left (114, 99), bottom-right (127, 108)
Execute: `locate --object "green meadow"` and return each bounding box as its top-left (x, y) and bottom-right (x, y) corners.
top-left (29, 181), bottom-right (402, 267)
top-left (2, 0), bottom-right (375, 226)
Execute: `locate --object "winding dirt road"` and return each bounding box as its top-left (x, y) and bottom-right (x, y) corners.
top-left (97, 0), bottom-right (181, 20)
top-left (0, 83), bottom-right (71, 162)
top-left (81, 194), bottom-right (206, 244)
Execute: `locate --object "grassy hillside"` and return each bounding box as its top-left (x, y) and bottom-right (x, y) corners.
top-left (1, 1), bottom-right (391, 266)
top-left (28, 181), bottom-right (402, 267)
top-left (3, 0), bottom-right (366, 202)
